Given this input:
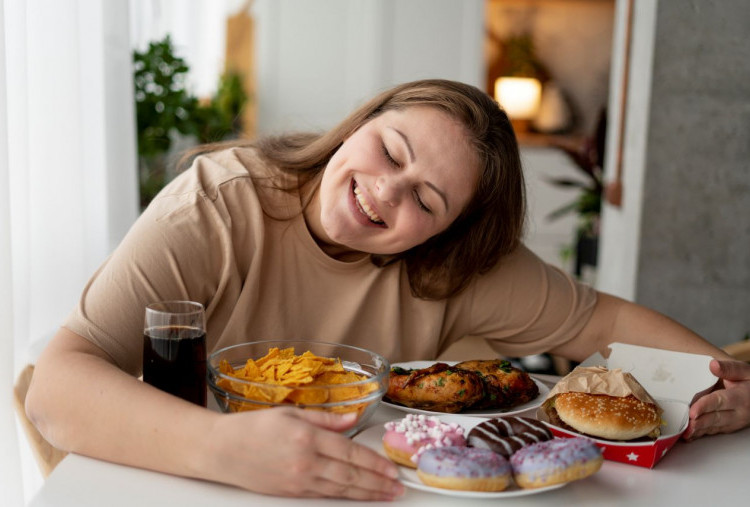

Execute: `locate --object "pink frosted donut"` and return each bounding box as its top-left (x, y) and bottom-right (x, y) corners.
top-left (382, 414), bottom-right (467, 468)
top-left (510, 437), bottom-right (603, 489)
top-left (417, 446), bottom-right (511, 492)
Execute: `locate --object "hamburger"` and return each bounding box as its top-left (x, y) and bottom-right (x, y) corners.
top-left (543, 367), bottom-right (662, 441)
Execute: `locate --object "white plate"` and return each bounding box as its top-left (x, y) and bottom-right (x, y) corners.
top-left (354, 414), bottom-right (566, 498)
top-left (382, 361), bottom-right (550, 417)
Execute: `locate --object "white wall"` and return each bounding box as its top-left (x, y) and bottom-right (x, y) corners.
top-left (253, 0), bottom-right (484, 134)
top-left (597, 0), bottom-right (657, 301)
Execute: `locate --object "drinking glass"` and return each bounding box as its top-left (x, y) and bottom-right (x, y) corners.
top-left (143, 300), bottom-right (207, 406)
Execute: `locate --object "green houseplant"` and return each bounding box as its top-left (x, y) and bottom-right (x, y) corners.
top-left (546, 109), bottom-right (607, 277)
top-left (133, 35), bottom-right (248, 209)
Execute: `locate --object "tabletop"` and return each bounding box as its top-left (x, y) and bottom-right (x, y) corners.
top-left (30, 378), bottom-right (750, 507)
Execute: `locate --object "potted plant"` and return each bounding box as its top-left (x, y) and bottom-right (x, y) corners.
top-left (133, 35), bottom-right (248, 209)
top-left (546, 109), bottom-right (607, 278)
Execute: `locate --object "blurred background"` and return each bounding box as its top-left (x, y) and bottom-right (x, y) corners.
top-left (2, 0), bottom-right (749, 503)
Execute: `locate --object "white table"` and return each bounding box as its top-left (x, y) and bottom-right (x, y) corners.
top-left (30, 392), bottom-right (750, 506)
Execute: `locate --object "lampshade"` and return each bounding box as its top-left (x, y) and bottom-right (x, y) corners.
top-left (494, 77), bottom-right (542, 120)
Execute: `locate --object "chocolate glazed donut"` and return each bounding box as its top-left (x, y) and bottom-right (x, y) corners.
top-left (467, 416), bottom-right (553, 458)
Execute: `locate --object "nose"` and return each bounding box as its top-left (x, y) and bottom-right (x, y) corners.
top-left (375, 175), bottom-right (403, 207)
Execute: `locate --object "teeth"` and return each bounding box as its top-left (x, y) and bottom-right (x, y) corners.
top-left (353, 184), bottom-right (384, 224)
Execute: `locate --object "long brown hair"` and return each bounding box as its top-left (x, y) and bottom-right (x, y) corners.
top-left (184, 79), bottom-right (525, 300)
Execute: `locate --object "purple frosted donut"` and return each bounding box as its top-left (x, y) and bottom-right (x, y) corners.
top-left (416, 446), bottom-right (511, 492)
top-left (510, 437), bottom-right (603, 489)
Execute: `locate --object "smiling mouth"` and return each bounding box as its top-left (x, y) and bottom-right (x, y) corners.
top-left (352, 181), bottom-right (386, 226)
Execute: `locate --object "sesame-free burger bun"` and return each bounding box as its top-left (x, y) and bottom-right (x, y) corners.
top-left (554, 392), bottom-right (661, 441)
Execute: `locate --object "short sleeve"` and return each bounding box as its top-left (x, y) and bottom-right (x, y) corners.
top-left (465, 245), bottom-right (598, 357)
top-left (62, 154), bottom-right (245, 375)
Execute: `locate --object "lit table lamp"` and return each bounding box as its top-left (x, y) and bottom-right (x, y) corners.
top-left (494, 76), bottom-right (542, 133)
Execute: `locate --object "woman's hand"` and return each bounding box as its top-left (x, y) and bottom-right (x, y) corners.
top-left (203, 406), bottom-right (404, 500)
top-left (684, 359), bottom-right (750, 440)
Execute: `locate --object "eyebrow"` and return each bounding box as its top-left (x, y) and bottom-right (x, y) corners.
top-left (390, 127), bottom-right (415, 163)
top-left (389, 127), bottom-right (450, 212)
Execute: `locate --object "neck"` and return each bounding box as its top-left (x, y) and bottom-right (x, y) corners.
top-left (301, 183), bottom-right (368, 262)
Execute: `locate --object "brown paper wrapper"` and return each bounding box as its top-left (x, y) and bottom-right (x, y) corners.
top-left (544, 366), bottom-right (662, 415)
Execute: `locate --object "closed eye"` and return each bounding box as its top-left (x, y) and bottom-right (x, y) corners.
top-left (382, 141), bottom-right (431, 214)
top-left (413, 190), bottom-right (432, 214)
top-left (381, 142), bottom-right (400, 168)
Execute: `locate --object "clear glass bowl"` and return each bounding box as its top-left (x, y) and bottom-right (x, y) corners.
top-left (208, 340), bottom-right (389, 436)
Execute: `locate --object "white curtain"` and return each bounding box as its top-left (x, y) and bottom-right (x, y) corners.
top-left (1, 0), bottom-right (24, 503)
top-left (1, 0), bottom-right (138, 502)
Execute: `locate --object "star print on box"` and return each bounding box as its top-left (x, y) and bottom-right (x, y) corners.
top-left (537, 342), bottom-right (717, 469)
top-left (539, 398), bottom-right (689, 469)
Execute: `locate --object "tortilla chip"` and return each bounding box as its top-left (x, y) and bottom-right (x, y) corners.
top-left (216, 347), bottom-right (371, 410)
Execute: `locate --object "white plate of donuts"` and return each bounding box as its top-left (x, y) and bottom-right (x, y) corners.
top-left (382, 360), bottom-right (550, 417)
top-left (353, 413), bottom-right (604, 498)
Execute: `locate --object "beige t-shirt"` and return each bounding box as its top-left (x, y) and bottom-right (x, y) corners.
top-left (64, 147), bottom-right (597, 375)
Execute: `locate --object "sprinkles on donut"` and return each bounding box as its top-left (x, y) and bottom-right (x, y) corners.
top-left (382, 414), bottom-right (467, 468)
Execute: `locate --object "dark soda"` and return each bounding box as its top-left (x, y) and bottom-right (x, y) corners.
top-left (143, 325), bottom-right (207, 407)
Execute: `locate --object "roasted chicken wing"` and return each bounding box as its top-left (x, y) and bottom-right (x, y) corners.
top-left (454, 359), bottom-right (539, 409)
top-left (385, 362), bottom-right (485, 413)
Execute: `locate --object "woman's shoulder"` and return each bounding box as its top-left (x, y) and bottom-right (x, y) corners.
top-left (466, 244), bottom-right (567, 297)
top-left (489, 244), bottom-right (547, 274)
top-left (152, 145), bottom-right (289, 205)
top-left (188, 146), bottom-right (270, 197)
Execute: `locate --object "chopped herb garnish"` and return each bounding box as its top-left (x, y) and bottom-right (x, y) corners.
top-left (436, 377), bottom-right (445, 387)
top-left (391, 366), bottom-right (410, 375)
top-left (458, 389), bottom-right (466, 397)
top-left (497, 360), bottom-right (513, 373)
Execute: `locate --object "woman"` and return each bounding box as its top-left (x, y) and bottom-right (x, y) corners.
top-left (27, 79), bottom-right (750, 500)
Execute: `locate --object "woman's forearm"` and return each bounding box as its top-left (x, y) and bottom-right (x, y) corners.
top-left (553, 292), bottom-right (734, 362)
top-left (27, 328), bottom-right (404, 499)
top-left (607, 295), bottom-right (732, 359)
top-left (25, 327), bottom-right (219, 480)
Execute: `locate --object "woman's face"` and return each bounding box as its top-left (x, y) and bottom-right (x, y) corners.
top-left (309, 106), bottom-right (479, 258)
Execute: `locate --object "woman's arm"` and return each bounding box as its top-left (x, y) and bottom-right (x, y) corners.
top-left (551, 292), bottom-right (750, 439)
top-left (26, 328), bottom-right (403, 500)
top-left (553, 292), bottom-right (735, 361)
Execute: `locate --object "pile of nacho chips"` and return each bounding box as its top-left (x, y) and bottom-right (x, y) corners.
top-left (215, 347), bottom-right (377, 412)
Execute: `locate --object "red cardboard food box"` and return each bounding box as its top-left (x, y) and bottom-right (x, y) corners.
top-left (536, 343), bottom-right (717, 468)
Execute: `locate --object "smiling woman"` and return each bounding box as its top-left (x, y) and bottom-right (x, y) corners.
top-left (24, 76), bottom-right (750, 502)
top-left (180, 79), bottom-right (526, 300)
top-left (313, 107), bottom-right (480, 259)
